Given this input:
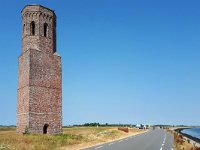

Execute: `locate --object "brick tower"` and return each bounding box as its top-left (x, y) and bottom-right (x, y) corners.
top-left (17, 5), bottom-right (62, 134)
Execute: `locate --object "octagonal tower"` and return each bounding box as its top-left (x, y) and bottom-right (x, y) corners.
top-left (17, 5), bottom-right (62, 134)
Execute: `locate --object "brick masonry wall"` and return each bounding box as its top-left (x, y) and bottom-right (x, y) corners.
top-left (17, 5), bottom-right (62, 134)
top-left (18, 50), bottom-right (30, 88)
top-left (17, 86), bottom-right (29, 133)
top-left (29, 87), bottom-right (62, 134)
top-left (17, 50), bottom-right (30, 133)
top-left (29, 49), bottom-right (61, 89)
top-left (22, 5), bottom-right (56, 54)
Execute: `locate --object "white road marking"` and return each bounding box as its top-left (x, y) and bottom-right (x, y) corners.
top-left (95, 146), bottom-right (103, 149)
top-left (108, 142), bottom-right (114, 146)
top-left (160, 133), bottom-right (166, 150)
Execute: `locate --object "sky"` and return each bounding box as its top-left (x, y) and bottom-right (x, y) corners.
top-left (0, 0), bottom-right (200, 126)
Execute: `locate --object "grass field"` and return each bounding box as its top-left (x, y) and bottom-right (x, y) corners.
top-left (0, 126), bottom-right (145, 150)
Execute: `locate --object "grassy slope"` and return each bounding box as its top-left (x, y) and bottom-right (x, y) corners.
top-left (0, 127), bottom-right (144, 150)
top-left (173, 132), bottom-right (200, 150)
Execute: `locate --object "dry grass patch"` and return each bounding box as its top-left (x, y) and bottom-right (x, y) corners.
top-left (62, 127), bottom-right (145, 150)
top-left (0, 126), bottom-right (145, 150)
top-left (0, 127), bottom-right (85, 150)
top-left (174, 132), bottom-right (200, 150)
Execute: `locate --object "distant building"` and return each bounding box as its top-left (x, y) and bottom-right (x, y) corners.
top-left (17, 5), bottom-right (62, 134)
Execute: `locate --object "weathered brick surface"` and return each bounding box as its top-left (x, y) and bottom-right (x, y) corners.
top-left (18, 50), bottom-right (30, 88)
top-left (17, 5), bottom-right (62, 134)
top-left (29, 49), bottom-right (61, 89)
top-left (22, 5), bottom-right (56, 54)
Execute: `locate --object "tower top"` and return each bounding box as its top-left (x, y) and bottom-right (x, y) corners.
top-left (22, 4), bottom-right (56, 16)
top-left (21, 4), bottom-right (57, 54)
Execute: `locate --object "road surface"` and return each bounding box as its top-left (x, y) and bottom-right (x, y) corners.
top-left (83, 129), bottom-right (174, 150)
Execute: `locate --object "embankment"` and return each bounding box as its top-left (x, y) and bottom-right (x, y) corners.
top-left (175, 128), bottom-right (200, 147)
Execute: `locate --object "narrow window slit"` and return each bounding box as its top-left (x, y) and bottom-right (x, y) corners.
top-left (23, 24), bottom-right (25, 33)
top-left (30, 21), bottom-right (35, 35)
top-left (44, 23), bottom-right (48, 37)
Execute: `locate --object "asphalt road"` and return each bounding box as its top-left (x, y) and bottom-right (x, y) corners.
top-left (83, 129), bottom-right (174, 150)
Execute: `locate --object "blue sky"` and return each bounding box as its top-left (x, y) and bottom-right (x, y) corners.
top-left (0, 0), bottom-right (200, 126)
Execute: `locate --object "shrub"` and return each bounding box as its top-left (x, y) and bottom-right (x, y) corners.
top-left (23, 126), bottom-right (30, 135)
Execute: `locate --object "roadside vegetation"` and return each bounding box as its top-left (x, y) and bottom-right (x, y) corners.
top-left (174, 132), bottom-right (200, 150)
top-left (0, 126), bottom-right (144, 150)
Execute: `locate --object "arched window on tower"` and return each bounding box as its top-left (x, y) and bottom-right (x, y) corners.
top-left (44, 23), bottom-right (48, 37)
top-left (30, 21), bottom-right (35, 35)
